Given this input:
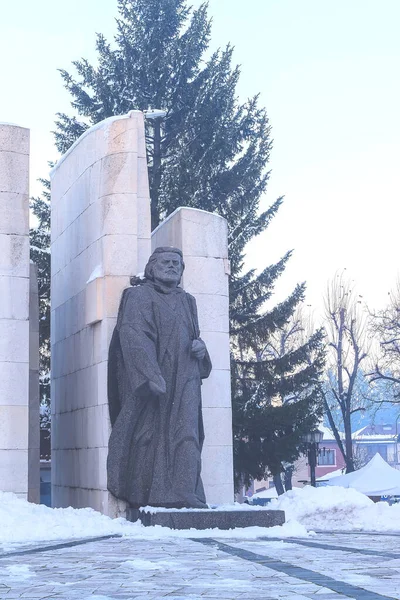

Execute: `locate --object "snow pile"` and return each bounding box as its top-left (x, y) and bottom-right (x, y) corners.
top-left (269, 485), bottom-right (400, 531)
top-left (0, 491), bottom-right (306, 547)
top-left (7, 485), bottom-right (400, 545)
top-left (0, 491), bottom-right (136, 546)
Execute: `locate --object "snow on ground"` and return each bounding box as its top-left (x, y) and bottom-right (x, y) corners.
top-left (0, 491), bottom-right (306, 549)
top-left (3, 485), bottom-right (400, 547)
top-left (269, 485), bottom-right (400, 531)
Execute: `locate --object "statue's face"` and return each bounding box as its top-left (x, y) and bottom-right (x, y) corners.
top-left (152, 252), bottom-right (183, 286)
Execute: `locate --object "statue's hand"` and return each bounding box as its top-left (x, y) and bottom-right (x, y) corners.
top-left (191, 338), bottom-right (207, 360)
top-left (148, 379), bottom-right (166, 396)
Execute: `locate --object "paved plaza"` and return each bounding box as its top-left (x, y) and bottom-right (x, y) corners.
top-left (1, 531), bottom-right (400, 599)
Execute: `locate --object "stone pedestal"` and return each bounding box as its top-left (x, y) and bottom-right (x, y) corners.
top-left (152, 207), bottom-right (234, 505)
top-left (0, 123), bottom-right (38, 500)
top-left (127, 507), bottom-right (285, 530)
top-left (50, 112), bottom-right (151, 514)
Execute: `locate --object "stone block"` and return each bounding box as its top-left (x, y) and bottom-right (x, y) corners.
top-left (137, 237), bottom-right (152, 274)
top-left (93, 318), bottom-right (117, 364)
top-left (0, 151), bottom-right (29, 195)
top-left (202, 483), bottom-right (234, 505)
top-left (182, 256), bottom-right (229, 297)
top-left (201, 445), bottom-right (234, 486)
top-left (97, 361), bottom-right (108, 405)
top-left (28, 379), bottom-right (40, 451)
top-left (86, 275), bottom-right (128, 326)
top-left (29, 331), bottom-right (39, 371)
top-left (102, 234), bottom-right (138, 276)
top-left (203, 407), bottom-right (233, 447)
top-left (195, 293), bottom-right (230, 333)
top-left (0, 406), bottom-right (29, 449)
top-left (98, 446), bottom-right (108, 489)
top-left (103, 276), bottom-right (130, 319)
top-left (0, 234), bottom-right (29, 278)
top-left (0, 192), bottom-right (29, 235)
top-left (0, 449), bottom-right (28, 493)
top-left (99, 193), bottom-right (137, 236)
top-left (136, 195), bottom-right (151, 238)
top-left (104, 115), bottom-right (139, 156)
top-left (180, 208), bottom-right (228, 258)
top-left (29, 263), bottom-right (39, 329)
top-left (86, 277), bottom-right (104, 325)
top-left (104, 492), bottom-right (127, 518)
top-left (128, 507), bottom-right (285, 529)
top-left (0, 362), bottom-right (29, 406)
top-left (85, 405), bottom-right (104, 448)
top-left (0, 319), bottom-right (29, 362)
top-left (201, 369), bottom-right (232, 408)
top-left (28, 446), bottom-right (40, 504)
top-left (99, 152), bottom-right (138, 197)
top-left (0, 124), bottom-right (29, 154)
top-left (88, 159), bottom-right (102, 205)
top-left (201, 331), bottom-right (230, 370)
top-left (153, 207), bottom-right (228, 259)
top-left (0, 275), bottom-right (29, 320)
top-left (137, 155), bottom-right (150, 197)
top-left (102, 403), bottom-right (112, 446)
top-left (74, 363), bottom-right (100, 410)
top-left (52, 484), bottom-right (73, 508)
top-left (79, 488), bottom-right (106, 512)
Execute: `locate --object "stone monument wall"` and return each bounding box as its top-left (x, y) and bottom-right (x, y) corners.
top-left (28, 263), bottom-right (40, 503)
top-left (152, 207), bottom-right (234, 504)
top-left (50, 112), bottom-right (151, 514)
top-left (0, 123), bottom-right (32, 498)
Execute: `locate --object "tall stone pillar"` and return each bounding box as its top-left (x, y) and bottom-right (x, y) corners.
top-left (152, 207), bottom-right (234, 504)
top-left (0, 124), bottom-right (31, 498)
top-left (50, 112), bottom-right (151, 515)
top-left (28, 263), bottom-right (40, 503)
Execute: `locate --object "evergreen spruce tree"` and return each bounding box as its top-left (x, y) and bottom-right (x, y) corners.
top-left (30, 179), bottom-right (51, 440)
top-left (232, 308), bottom-right (325, 490)
top-left (49, 0), bottom-right (325, 484)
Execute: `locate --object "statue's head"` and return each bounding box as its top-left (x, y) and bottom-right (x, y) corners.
top-left (144, 247), bottom-right (185, 287)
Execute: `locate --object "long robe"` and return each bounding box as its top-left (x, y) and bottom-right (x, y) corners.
top-left (107, 281), bottom-right (212, 508)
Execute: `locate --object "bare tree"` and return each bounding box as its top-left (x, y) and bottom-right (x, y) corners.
top-left (368, 281), bottom-right (400, 401)
top-left (323, 273), bottom-right (369, 472)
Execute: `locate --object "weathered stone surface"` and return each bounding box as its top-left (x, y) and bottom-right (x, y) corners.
top-left (51, 112), bottom-right (151, 516)
top-left (151, 207), bottom-right (233, 506)
top-left (108, 247), bottom-right (211, 509)
top-left (127, 507), bottom-right (285, 530)
top-left (0, 123), bottom-right (31, 499)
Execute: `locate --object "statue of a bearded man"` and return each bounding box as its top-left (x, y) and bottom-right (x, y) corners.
top-left (107, 247), bottom-right (212, 509)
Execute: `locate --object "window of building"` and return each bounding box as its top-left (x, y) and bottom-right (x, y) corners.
top-left (318, 449), bottom-right (336, 466)
top-left (365, 444), bottom-right (388, 461)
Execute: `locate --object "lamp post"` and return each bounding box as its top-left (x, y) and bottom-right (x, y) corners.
top-left (301, 429), bottom-right (324, 487)
top-left (396, 413), bottom-right (400, 467)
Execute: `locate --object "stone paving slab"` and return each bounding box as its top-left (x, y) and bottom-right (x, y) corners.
top-left (0, 533), bottom-right (399, 599)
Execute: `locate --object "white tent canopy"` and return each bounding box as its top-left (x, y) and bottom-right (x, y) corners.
top-left (327, 453), bottom-right (400, 496)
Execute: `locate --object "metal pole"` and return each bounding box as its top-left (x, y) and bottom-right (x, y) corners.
top-left (309, 443), bottom-right (317, 487)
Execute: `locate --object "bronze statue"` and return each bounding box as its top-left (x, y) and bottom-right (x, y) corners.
top-left (107, 247), bottom-right (212, 508)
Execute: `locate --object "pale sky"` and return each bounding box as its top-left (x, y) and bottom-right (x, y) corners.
top-left (1, 0), bottom-right (399, 318)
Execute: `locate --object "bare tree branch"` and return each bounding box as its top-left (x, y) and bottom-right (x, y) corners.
top-left (322, 272), bottom-right (369, 472)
